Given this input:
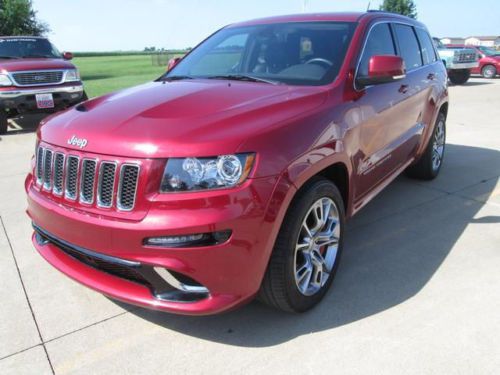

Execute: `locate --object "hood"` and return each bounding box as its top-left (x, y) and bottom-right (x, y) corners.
top-left (0, 58), bottom-right (75, 73)
top-left (39, 79), bottom-right (327, 158)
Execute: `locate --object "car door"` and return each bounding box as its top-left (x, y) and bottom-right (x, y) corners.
top-left (352, 22), bottom-right (421, 200)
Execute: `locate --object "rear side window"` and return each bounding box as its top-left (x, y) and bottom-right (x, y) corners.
top-left (393, 24), bottom-right (422, 70)
top-left (358, 23), bottom-right (396, 77)
top-left (415, 28), bottom-right (437, 64)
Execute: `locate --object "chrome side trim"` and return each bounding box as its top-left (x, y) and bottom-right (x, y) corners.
top-left (153, 267), bottom-right (209, 294)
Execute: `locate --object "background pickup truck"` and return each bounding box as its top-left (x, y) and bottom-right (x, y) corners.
top-left (0, 36), bottom-right (86, 134)
top-left (432, 37), bottom-right (479, 84)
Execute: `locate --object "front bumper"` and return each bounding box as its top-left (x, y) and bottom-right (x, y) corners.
top-left (448, 62), bottom-right (479, 70)
top-left (26, 172), bottom-right (294, 315)
top-left (0, 84), bottom-right (84, 114)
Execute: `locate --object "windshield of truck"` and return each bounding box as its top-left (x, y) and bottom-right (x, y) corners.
top-left (163, 22), bottom-right (357, 86)
top-left (0, 38), bottom-right (61, 59)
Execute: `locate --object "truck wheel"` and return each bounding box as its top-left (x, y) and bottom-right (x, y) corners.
top-left (0, 112), bottom-right (8, 135)
top-left (481, 65), bottom-right (497, 78)
top-left (82, 90), bottom-right (89, 101)
top-left (406, 112), bottom-right (446, 180)
top-left (448, 69), bottom-right (471, 84)
top-left (258, 177), bottom-right (345, 312)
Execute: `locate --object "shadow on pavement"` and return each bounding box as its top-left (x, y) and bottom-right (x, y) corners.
top-left (122, 144), bottom-right (499, 346)
top-left (1, 114), bottom-right (45, 137)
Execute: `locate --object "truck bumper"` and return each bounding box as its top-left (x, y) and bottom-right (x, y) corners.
top-left (0, 84), bottom-right (84, 114)
top-left (448, 62), bottom-right (479, 70)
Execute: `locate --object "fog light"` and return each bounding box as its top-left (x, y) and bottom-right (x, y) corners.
top-left (144, 230), bottom-right (231, 248)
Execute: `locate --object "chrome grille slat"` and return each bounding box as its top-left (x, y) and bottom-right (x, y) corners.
top-left (117, 164), bottom-right (140, 211)
top-left (53, 153), bottom-right (65, 195)
top-left (65, 156), bottom-right (80, 200)
top-left (12, 70), bottom-right (64, 86)
top-left (80, 159), bottom-right (97, 204)
top-left (36, 146), bottom-right (44, 185)
top-left (35, 146), bottom-right (139, 212)
top-left (42, 149), bottom-right (53, 190)
top-left (97, 162), bottom-right (117, 208)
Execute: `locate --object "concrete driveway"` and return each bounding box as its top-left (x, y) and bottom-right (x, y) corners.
top-left (1, 78), bottom-right (499, 375)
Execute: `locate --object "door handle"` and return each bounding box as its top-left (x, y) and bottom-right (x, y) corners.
top-left (398, 84), bottom-right (409, 94)
top-left (427, 73), bottom-right (436, 80)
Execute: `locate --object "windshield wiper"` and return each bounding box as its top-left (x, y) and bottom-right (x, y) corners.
top-left (21, 54), bottom-right (54, 58)
top-left (159, 75), bottom-right (194, 82)
top-left (207, 74), bottom-right (280, 85)
top-left (0, 55), bottom-right (20, 59)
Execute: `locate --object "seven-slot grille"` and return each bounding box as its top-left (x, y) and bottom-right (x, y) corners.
top-left (12, 70), bottom-right (64, 86)
top-left (35, 146), bottom-right (140, 211)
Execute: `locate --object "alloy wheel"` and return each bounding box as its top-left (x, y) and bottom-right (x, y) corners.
top-left (294, 197), bottom-right (341, 296)
top-left (432, 119), bottom-right (445, 171)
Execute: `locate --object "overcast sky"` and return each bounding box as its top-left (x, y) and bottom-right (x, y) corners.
top-left (33, 0), bottom-right (499, 52)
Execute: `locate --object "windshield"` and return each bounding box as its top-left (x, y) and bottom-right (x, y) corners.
top-left (0, 38), bottom-right (61, 59)
top-left (477, 46), bottom-right (499, 56)
top-left (164, 22), bottom-right (357, 86)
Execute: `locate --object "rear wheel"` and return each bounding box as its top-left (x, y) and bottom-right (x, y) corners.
top-left (258, 178), bottom-right (345, 312)
top-left (406, 112), bottom-right (446, 180)
top-left (0, 112), bottom-right (8, 135)
top-left (481, 64), bottom-right (497, 79)
top-left (448, 69), bottom-right (471, 84)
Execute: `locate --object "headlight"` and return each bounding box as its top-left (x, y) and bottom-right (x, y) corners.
top-left (160, 153), bottom-right (255, 192)
top-left (0, 74), bottom-right (13, 86)
top-left (64, 69), bottom-right (80, 82)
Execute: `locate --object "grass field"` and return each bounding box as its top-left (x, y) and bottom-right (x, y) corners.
top-left (73, 55), bottom-right (175, 98)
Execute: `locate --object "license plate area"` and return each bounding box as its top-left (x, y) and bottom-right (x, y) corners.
top-left (35, 93), bottom-right (55, 109)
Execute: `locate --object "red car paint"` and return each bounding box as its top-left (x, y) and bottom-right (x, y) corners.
top-left (446, 44), bottom-right (500, 77)
top-left (25, 12), bottom-right (448, 315)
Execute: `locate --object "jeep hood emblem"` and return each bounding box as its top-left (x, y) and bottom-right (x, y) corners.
top-left (67, 135), bottom-right (88, 149)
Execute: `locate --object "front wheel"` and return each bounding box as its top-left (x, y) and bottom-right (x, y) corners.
top-left (258, 178), bottom-right (345, 312)
top-left (481, 64), bottom-right (497, 79)
top-left (448, 69), bottom-right (471, 84)
top-left (406, 112), bottom-right (446, 180)
top-left (0, 112), bottom-right (8, 135)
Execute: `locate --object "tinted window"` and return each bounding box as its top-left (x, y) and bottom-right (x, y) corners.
top-left (393, 24), bottom-right (422, 70)
top-left (166, 22), bottom-right (357, 86)
top-left (415, 28), bottom-right (437, 64)
top-left (0, 38), bottom-right (61, 59)
top-left (358, 23), bottom-right (396, 77)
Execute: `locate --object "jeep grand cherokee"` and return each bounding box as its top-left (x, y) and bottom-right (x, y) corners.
top-left (26, 12), bottom-right (448, 315)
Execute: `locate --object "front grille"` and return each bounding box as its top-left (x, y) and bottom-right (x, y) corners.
top-left (455, 52), bottom-right (476, 63)
top-left (53, 153), bottom-right (65, 195)
top-left (12, 70), bottom-right (64, 86)
top-left (80, 159), bottom-right (97, 204)
top-left (118, 165), bottom-right (140, 211)
top-left (36, 146), bottom-right (140, 211)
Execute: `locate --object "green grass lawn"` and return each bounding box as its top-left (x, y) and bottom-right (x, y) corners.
top-left (73, 55), bottom-right (172, 98)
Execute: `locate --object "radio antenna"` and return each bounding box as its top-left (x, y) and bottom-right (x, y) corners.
top-left (367, 2), bottom-right (371, 11)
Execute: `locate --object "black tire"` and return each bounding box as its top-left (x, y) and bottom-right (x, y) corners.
top-left (258, 177), bottom-right (345, 313)
top-left (406, 112), bottom-right (446, 180)
top-left (481, 64), bottom-right (497, 79)
top-left (81, 90), bottom-right (89, 101)
top-left (0, 112), bottom-right (8, 135)
top-left (448, 69), bottom-right (471, 84)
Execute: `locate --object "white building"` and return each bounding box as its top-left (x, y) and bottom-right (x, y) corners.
top-left (440, 37), bottom-right (465, 45)
top-left (464, 36), bottom-right (500, 47)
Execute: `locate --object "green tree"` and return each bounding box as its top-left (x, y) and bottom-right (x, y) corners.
top-left (379, 0), bottom-right (417, 19)
top-left (0, 0), bottom-right (50, 36)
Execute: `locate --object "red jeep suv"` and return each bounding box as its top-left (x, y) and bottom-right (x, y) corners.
top-left (0, 36), bottom-right (85, 134)
top-left (26, 12), bottom-right (448, 315)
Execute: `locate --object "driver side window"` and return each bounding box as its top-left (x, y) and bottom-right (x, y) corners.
top-left (359, 23), bottom-right (396, 77)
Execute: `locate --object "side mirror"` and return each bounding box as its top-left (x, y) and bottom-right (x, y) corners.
top-left (62, 51), bottom-right (73, 60)
top-left (167, 57), bottom-right (182, 72)
top-left (357, 55), bottom-right (406, 86)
